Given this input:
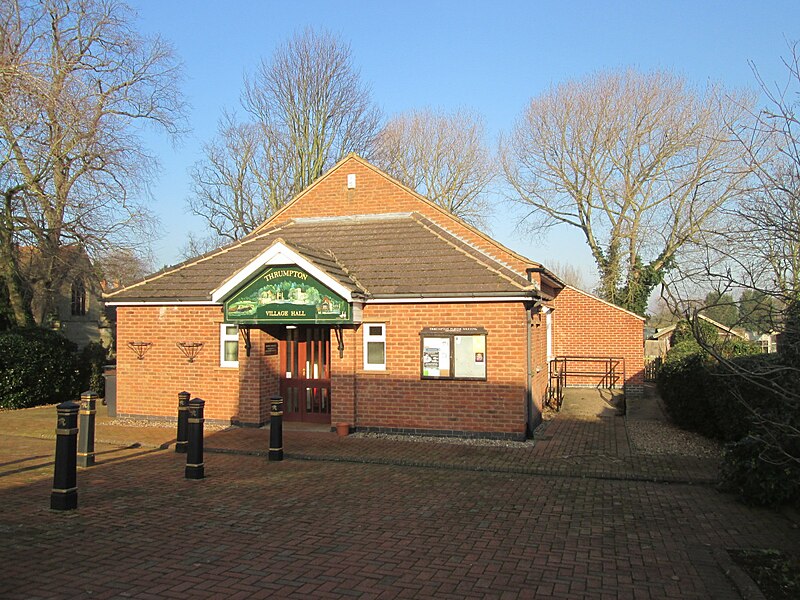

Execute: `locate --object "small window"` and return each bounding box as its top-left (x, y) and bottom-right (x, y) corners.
top-left (220, 324), bottom-right (239, 368)
top-left (363, 323), bottom-right (386, 370)
top-left (421, 328), bottom-right (487, 380)
top-left (71, 280), bottom-right (87, 316)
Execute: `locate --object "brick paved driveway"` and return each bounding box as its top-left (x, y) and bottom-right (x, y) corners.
top-left (1, 429), bottom-right (798, 599)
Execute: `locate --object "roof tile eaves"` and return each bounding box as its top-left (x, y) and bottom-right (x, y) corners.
top-left (408, 214), bottom-right (533, 292)
top-left (104, 222), bottom-right (294, 300)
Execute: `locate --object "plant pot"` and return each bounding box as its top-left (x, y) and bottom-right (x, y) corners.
top-left (336, 422), bottom-right (350, 437)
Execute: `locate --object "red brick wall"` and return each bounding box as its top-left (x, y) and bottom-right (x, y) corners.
top-left (116, 290), bottom-right (646, 427)
top-left (116, 305), bottom-right (241, 422)
top-left (237, 327), bottom-right (281, 424)
top-left (116, 301), bottom-right (539, 436)
top-left (551, 287), bottom-right (645, 397)
top-left (331, 302), bottom-right (531, 437)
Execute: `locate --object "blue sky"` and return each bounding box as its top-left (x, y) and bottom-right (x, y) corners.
top-left (130, 0), bottom-right (799, 287)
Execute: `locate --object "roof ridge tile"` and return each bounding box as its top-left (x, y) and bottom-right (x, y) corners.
top-left (325, 249), bottom-right (370, 295)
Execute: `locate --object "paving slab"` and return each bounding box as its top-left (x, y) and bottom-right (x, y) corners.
top-left (559, 387), bottom-right (625, 418)
top-left (0, 398), bottom-right (719, 484)
top-left (1, 392), bottom-right (796, 598)
top-left (1, 434), bottom-right (798, 599)
top-left (627, 384), bottom-right (669, 421)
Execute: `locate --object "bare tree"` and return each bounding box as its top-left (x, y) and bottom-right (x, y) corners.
top-left (0, 0), bottom-right (185, 326)
top-left (188, 112), bottom-right (290, 243)
top-left (93, 248), bottom-right (153, 291)
top-left (701, 291), bottom-right (739, 328)
top-left (0, 151), bottom-right (30, 325)
top-left (667, 44), bottom-right (800, 316)
top-left (543, 259), bottom-right (589, 291)
top-left (648, 296), bottom-right (677, 328)
top-left (661, 44), bottom-right (800, 471)
top-left (373, 108), bottom-right (495, 228)
top-left (501, 69), bottom-right (756, 315)
top-left (681, 171), bottom-right (800, 309)
top-left (244, 28), bottom-right (380, 194)
top-left (739, 289), bottom-right (779, 334)
top-left (188, 28), bottom-right (380, 243)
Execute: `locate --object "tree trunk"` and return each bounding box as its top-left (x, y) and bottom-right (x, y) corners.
top-left (0, 269), bottom-right (33, 327)
top-left (0, 192), bottom-right (33, 327)
top-left (0, 235), bottom-right (33, 328)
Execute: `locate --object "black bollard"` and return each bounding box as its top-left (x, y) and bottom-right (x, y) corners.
top-left (185, 398), bottom-right (205, 479)
top-left (269, 396), bottom-right (284, 461)
top-left (175, 391), bottom-right (190, 454)
top-left (77, 391), bottom-right (97, 468)
top-left (51, 401), bottom-right (79, 510)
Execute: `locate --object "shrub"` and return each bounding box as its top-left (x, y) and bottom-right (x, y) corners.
top-left (780, 300), bottom-right (800, 363)
top-left (718, 342), bottom-right (800, 506)
top-left (0, 328), bottom-right (80, 410)
top-left (716, 338), bottom-right (763, 360)
top-left (657, 338), bottom-right (762, 440)
top-left (669, 321), bottom-right (694, 346)
top-left (670, 318), bottom-right (719, 347)
top-left (713, 353), bottom-right (785, 442)
top-left (0, 282), bottom-right (15, 332)
top-left (659, 321), bottom-right (800, 506)
top-left (657, 340), bottom-right (720, 437)
top-left (719, 436), bottom-right (800, 507)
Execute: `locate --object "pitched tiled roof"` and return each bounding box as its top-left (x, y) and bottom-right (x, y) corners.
top-left (105, 213), bottom-right (537, 303)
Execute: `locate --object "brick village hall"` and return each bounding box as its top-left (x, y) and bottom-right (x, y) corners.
top-left (105, 155), bottom-right (644, 440)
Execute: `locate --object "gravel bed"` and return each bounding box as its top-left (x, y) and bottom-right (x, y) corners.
top-left (106, 417), bottom-right (230, 432)
top-left (626, 418), bottom-right (722, 458)
top-left (107, 414), bottom-right (720, 457)
top-left (351, 432), bottom-right (533, 448)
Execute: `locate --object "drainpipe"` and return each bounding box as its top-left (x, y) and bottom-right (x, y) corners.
top-left (352, 325), bottom-right (358, 431)
top-left (525, 300), bottom-right (534, 437)
top-left (525, 268), bottom-right (540, 437)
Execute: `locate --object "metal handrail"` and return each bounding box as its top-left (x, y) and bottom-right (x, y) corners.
top-left (547, 356), bottom-right (627, 410)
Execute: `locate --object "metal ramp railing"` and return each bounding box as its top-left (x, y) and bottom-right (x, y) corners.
top-left (547, 356), bottom-right (626, 410)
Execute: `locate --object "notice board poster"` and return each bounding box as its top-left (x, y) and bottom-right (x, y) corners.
top-left (422, 337), bottom-right (451, 377)
top-left (454, 335), bottom-right (486, 379)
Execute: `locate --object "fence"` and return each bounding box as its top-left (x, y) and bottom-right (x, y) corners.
top-left (644, 356), bottom-right (662, 382)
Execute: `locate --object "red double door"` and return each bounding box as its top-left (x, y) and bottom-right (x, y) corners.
top-left (279, 326), bottom-right (331, 423)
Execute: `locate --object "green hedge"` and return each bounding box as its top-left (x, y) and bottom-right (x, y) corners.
top-left (658, 328), bottom-right (800, 507)
top-left (717, 353), bottom-right (800, 506)
top-left (720, 436), bottom-right (800, 507)
top-left (657, 340), bottom-right (718, 437)
top-left (657, 338), bottom-right (762, 441)
top-left (0, 328), bottom-right (81, 410)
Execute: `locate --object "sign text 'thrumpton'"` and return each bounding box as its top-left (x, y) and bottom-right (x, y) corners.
top-left (263, 269), bottom-right (309, 282)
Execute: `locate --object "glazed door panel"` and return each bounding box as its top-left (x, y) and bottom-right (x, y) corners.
top-left (280, 327), bottom-right (331, 423)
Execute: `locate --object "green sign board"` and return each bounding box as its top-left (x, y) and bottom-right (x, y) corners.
top-left (223, 266), bottom-right (352, 324)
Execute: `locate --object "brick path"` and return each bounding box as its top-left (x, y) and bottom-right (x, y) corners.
top-left (1, 401), bottom-right (798, 598)
top-left (200, 419), bottom-right (718, 485)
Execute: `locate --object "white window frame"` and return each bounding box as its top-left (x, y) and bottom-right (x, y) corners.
top-left (363, 323), bottom-right (386, 371)
top-left (220, 323), bottom-right (239, 368)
